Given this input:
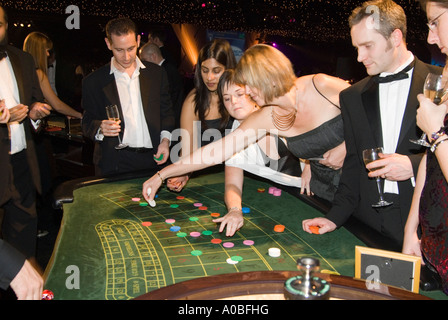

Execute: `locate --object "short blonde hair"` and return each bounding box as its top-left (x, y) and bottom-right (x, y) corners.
top-left (234, 44), bottom-right (295, 104)
top-left (23, 32), bottom-right (53, 78)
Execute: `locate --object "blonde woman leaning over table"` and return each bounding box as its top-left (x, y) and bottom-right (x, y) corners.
top-left (215, 69), bottom-right (302, 236)
top-left (143, 44), bottom-right (349, 207)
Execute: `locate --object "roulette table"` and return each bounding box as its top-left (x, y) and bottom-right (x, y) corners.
top-left (43, 169), bottom-right (435, 300)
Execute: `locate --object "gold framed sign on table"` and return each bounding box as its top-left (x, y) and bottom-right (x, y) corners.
top-left (355, 246), bottom-right (422, 293)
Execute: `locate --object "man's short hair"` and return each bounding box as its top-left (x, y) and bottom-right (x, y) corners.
top-left (349, 0), bottom-right (407, 41)
top-left (106, 17), bottom-right (138, 42)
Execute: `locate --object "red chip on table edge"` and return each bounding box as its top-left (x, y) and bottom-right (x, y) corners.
top-left (42, 289), bottom-right (54, 300)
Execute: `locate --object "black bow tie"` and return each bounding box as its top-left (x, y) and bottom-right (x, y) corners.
top-left (375, 60), bottom-right (415, 84)
top-left (0, 50), bottom-right (6, 61)
top-left (48, 64), bottom-right (54, 68)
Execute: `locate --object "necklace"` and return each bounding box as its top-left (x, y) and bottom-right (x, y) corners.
top-left (270, 86), bottom-right (298, 131)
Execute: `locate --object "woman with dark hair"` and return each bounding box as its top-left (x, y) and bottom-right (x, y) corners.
top-left (167, 39), bottom-right (236, 191)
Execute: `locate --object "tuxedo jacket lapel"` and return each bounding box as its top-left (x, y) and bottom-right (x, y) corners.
top-left (361, 78), bottom-right (383, 147)
top-left (397, 60), bottom-right (426, 147)
top-left (139, 72), bottom-right (150, 112)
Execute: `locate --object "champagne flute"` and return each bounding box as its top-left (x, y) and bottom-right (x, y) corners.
top-left (105, 105), bottom-right (128, 150)
top-left (362, 147), bottom-right (393, 208)
top-left (410, 73), bottom-right (447, 147)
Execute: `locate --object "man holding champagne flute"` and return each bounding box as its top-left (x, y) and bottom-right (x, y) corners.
top-left (82, 17), bottom-right (174, 176)
top-left (302, 0), bottom-right (441, 250)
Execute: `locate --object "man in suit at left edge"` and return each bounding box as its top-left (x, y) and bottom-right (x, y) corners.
top-left (0, 105), bottom-right (44, 300)
top-left (82, 17), bottom-right (175, 176)
top-left (0, 6), bottom-right (52, 259)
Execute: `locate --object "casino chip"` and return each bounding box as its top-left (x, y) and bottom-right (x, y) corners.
top-left (223, 242), bottom-right (234, 248)
top-left (170, 226), bottom-right (181, 232)
top-left (268, 248), bottom-right (281, 257)
top-left (141, 221), bottom-right (152, 227)
top-left (190, 231), bottom-right (201, 237)
top-left (226, 258), bottom-right (239, 265)
top-left (242, 207), bottom-right (250, 213)
top-left (146, 188), bottom-right (156, 207)
top-left (274, 224), bottom-right (285, 232)
top-left (310, 226), bottom-right (321, 234)
top-left (191, 250), bottom-right (203, 256)
top-left (42, 289), bottom-right (54, 300)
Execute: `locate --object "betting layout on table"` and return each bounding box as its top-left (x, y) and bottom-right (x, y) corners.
top-left (44, 173), bottom-right (363, 300)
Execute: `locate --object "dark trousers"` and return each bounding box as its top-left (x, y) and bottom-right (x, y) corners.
top-left (376, 193), bottom-right (407, 248)
top-left (1, 151), bottom-right (37, 258)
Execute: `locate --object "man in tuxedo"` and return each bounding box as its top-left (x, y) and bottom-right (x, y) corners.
top-left (82, 17), bottom-right (175, 176)
top-left (303, 0), bottom-right (441, 250)
top-left (0, 6), bottom-right (52, 259)
top-left (140, 42), bottom-right (185, 128)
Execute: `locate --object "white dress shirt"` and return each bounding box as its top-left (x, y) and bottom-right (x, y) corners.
top-left (0, 55), bottom-right (27, 154)
top-left (378, 52), bottom-right (415, 193)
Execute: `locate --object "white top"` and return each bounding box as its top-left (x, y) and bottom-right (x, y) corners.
top-left (0, 55), bottom-right (27, 154)
top-left (225, 120), bottom-right (301, 187)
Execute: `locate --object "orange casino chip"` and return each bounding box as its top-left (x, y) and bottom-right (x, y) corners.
top-left (274, 224), bottom-right (285, 232)
top-left (309, 226), bottom-right (320, 234)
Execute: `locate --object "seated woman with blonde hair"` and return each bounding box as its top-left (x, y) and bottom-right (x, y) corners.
top-left (23, 32), bottom-right (82, 119)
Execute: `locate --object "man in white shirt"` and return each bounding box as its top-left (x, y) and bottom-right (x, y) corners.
top-left (0, 5), bottom-right (52, 259)
top-left (82, 18), bottom-right (174, 176)
top-left (302, 0), bottom-right (441, 250)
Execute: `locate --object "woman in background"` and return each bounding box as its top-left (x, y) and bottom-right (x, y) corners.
top-left (23, 32), bottom-right (82, 119)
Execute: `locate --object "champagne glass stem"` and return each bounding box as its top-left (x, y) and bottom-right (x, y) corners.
top-left (375, 177), bottom-right (385, 202)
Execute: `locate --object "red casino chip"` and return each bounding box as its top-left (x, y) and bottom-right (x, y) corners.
top-left (42, 289), bottom-right (54, 300)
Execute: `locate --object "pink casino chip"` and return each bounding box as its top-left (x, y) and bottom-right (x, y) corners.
top-left (223, 242), bottom-right (234, 248)
top-left (243, 240), bottom-right (254, 246)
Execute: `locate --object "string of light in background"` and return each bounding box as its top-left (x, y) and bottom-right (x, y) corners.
top-left (0, 0), bottom-right (429, 42)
